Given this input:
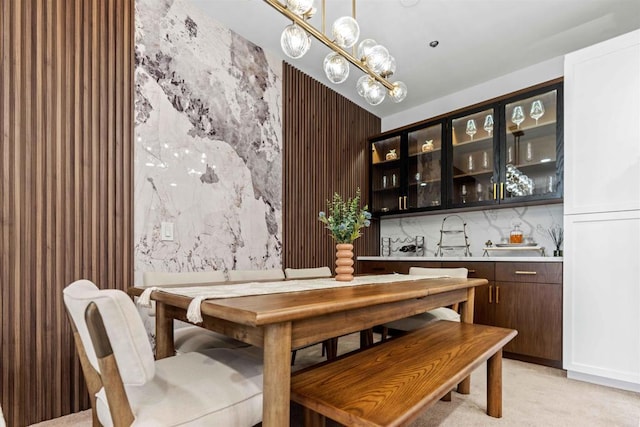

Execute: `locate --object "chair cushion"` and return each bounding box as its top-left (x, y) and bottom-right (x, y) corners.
top-left (142, 271), bottom-right (227, 288)
top-left (139, 270), bottom-right (237, 353)
top-left (63, 280), bottom-right (155, 385)
top-left (228, 269), bottom-right (285, 281)
top-left (384, 308), bottom-right (461, 332)
top-left (95, 347), bottom-right (263, 427)
top-left (174, 326), bottom-right (250, 354)
top-left (284, 266), bottom-right (332, 279)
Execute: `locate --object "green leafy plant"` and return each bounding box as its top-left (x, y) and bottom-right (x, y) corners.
top-left (318, 189), bottom-right (371, 244)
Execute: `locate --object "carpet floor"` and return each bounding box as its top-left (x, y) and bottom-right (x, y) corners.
top-left (31, 332), bottom-right (640, 427)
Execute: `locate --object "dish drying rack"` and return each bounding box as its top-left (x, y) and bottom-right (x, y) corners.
top-left (435, 215), bottom-right (472, 257)
top-left (381, 236), bottom-right (425, 257)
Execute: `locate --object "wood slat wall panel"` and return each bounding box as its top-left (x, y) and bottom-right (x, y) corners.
top-left (0, 0), bottom-right (134, 425)
top-left (282, 63), bottom-right (380, 272)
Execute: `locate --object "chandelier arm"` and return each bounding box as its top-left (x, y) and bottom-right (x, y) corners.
top-left (263, 0), bottom-right (394, 92)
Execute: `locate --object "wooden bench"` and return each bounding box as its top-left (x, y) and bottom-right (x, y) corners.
top-left (291, 320), bottom-right (517, 427)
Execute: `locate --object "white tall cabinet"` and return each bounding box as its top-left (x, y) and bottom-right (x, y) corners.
top-left (564, 29), bottom-right (640, 392)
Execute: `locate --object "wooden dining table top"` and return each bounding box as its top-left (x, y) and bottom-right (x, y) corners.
top-left (127, 275), bottom-right (488, 326)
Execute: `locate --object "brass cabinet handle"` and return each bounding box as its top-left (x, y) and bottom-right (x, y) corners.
top-left (403, 196), bottom-right (407, 210)
top-left (398, 197), bottom-right (403, 210)
top-left (468, 269), bottom-right (476, 273)
top-left (496, 286), bottom-right (500, 304)
top-left (515, 271), bottom-right (537, 275)
top-left (500, 182), bottom-right (504, 199)
top-left (488, 285), bottom-right (493, 303)
top-left (493, 183), bottom-right (497, 200)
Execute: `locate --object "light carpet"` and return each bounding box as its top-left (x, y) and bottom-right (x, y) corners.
top-left (32, 333), bottom-right (640, 427)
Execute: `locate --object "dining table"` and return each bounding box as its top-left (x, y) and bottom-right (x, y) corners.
top-left (128, 274), bottom-right (487, 427)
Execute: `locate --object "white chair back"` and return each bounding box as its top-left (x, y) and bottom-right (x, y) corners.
top-left (0, 403), bottom-right (5, 427)
top-left (284, 266), bottom-right (332, 279)
top-left (228, 269), bottom-right (285, 282)
top-left (142, 270), bottom-right (226, 287)
top-left (408, 267), bottom-right (468, 278)
top-left (63, 280), bottom-right (155, 386)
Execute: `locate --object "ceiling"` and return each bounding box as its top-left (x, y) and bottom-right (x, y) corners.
top-left (190, 0), bottom-right (640, 118)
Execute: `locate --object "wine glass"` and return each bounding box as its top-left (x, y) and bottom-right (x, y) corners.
top-left (465, 119), bottom-right (477, 141)
top-left (511, 106), bottom-right (525, 129)
top-left (483, 114), bottom-right (494, 136)
top-left (530, 100), bottom-right (545, 124)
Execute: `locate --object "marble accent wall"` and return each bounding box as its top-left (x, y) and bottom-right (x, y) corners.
top-left (134, 0), bottom-right (282, 284)
top-left (380, 204), bottom-right (564, 257)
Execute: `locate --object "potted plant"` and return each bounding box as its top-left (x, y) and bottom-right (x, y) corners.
top-left (318, 188), bottom-right (371, 281)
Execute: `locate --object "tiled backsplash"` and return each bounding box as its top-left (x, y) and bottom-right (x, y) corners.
top-left (380, 204), bottom-right (563, 257)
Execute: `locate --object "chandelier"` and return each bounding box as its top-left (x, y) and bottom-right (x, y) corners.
top-left (263, 0), bottom-right (407, 105)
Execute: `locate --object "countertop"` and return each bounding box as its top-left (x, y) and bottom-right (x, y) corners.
top-left (358, 256), bottom-right (563, 263)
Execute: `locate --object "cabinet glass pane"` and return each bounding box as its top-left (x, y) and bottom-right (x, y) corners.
top-left (504, 89), bottom-right (558, 200)
top-left (451, 108), bottom-right (495, 205)
top-left (407, 124), bottom-right (442, 209)
top-left (371, 136), bottom-right (402, 213)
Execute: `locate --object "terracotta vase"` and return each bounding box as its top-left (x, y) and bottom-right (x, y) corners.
top-left (335, 243), bottom-right (354, 282)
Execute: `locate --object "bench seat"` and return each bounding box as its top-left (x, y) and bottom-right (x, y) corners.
top-left (291, 320), bottom-right (517, 427)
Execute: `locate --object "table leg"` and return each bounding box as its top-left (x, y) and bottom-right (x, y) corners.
top-left (263, 322), bottom-right (292, 427)
top-left (487, 349), bottom-right (503, 417)
top-left (155, 301), bottom-right (174, 359)
top-left (458, 286), bottom-right (476, 394)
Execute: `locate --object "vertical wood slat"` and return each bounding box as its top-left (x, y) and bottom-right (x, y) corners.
top-left (282, 63), bottom-right (381, 271)
top-left (0, 0), bottom-right (134, 425)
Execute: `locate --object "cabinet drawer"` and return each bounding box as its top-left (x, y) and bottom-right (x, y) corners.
top-left (441, 261), bottom-right (494, 280)
top-left (495, 262), bottom-right (562, 284)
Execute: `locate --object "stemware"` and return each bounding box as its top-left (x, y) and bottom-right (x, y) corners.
top-left (511, 106), bottom-right (525, 129)
top-left (465, 119), bottom-right (477, 141)
top-left (483, 114), bottom-right (494, 136)
top-left (530, 100), bottom-right (545, 124)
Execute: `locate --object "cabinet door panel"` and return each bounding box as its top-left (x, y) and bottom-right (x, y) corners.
top-left (496, 282), bottom-right (562, 361)
top-left (473, 283), bottom-right (494, 326)
top-left (564, 30), bottom-right (640, 214)
top-left (564, 211), bottom-right (640, 382)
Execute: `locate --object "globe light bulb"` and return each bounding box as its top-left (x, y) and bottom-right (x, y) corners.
top-left (357, 38), bottom-right (377, 60)
top-left (356, 75), bottom-right (374, 97)
top-left (323, 52), bottom-right (350, 84)
top-left (365, 45), bottom-right (389, 74)
top-left (280, 24), bottom-right (311, 59)
top-left (389, 81), bottom-right (407, 103)
top-left (332, 16), bottom-right (360, 48)
top-left (364, 81), bottom-right (386, 105)
top-left (284, 0), bottom-right (314, 16)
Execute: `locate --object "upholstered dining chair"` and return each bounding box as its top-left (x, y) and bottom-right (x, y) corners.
top-left (284, 266), bottom-right (332, 280)
top-left (227, 268), bottom-right (285, 282)
top-left (284, 267), bottom-right (339, 365)
top-left (63, 279), bottom-right (263, 427)
top-left (380, 267), bottom-right (468, 340)
top-left (0, 403), bottom-right (5, 427)
top-left (141, 270), bottom-right (249, 354)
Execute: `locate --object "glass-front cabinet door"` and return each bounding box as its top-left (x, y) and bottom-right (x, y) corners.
top-left (502, 87), bottom-right (561, 203)
top-left (406, 122), bottom-right (443, 209)
top-left (370, 135), bottom-right (402, 214)
top-left (450, 108), bottom-right (496, 207)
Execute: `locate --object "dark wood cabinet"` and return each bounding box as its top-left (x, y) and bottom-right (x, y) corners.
top-left (368, 80), bottom-right (563, 217)
top-left (479, 262), bottom-right (563, 367)
top-left (359, 259), bottom-right (563, 367)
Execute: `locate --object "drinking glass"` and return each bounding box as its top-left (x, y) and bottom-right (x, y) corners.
top-left (482, 151), bottom-right (489, 169)
top-left (525, 142), bottom-right (533, 162)
top-left (530, 100), bottom-right (545, 124)
top-left (467, 154), bottom-right (474, 172)
top-left (511, 106), bottom-right (525, 129)
top-left (483, 114), bottom-right (494, 136)
top-left (465, 119), bottom-right (477, 141)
